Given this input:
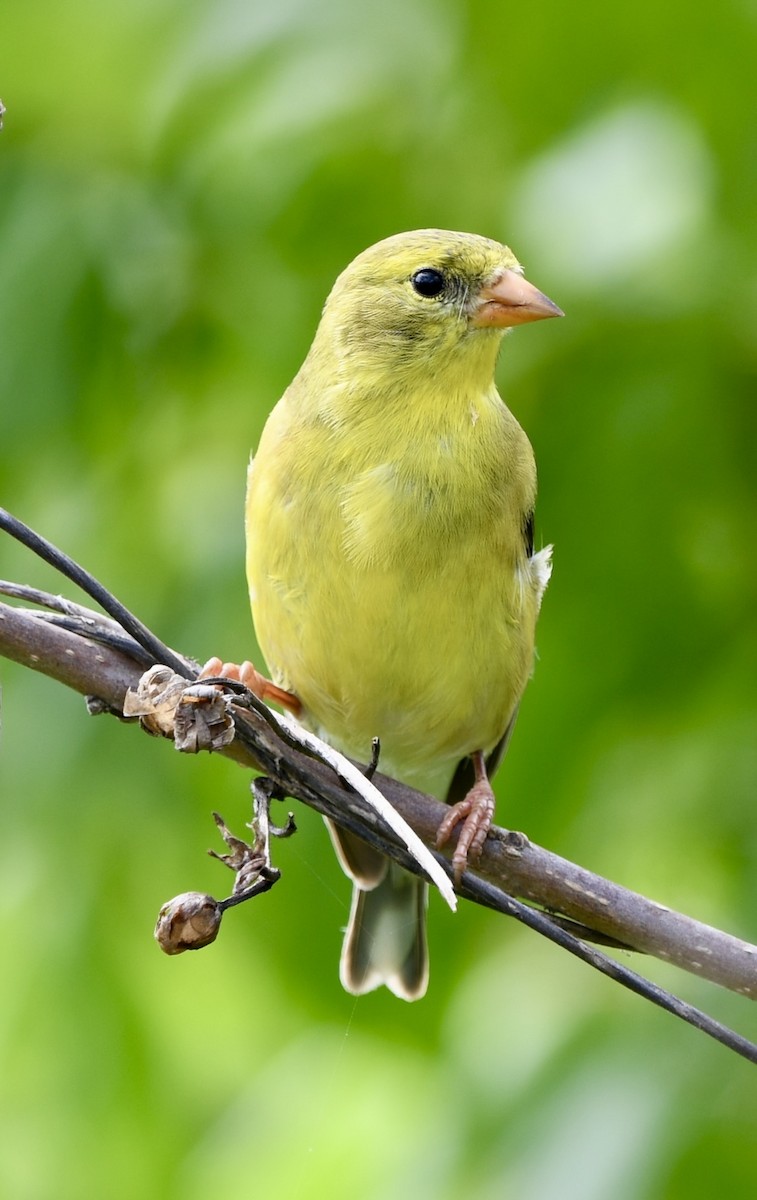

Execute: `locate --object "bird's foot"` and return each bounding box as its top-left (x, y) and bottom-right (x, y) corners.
top-left (436, 752), bottom-right (495, 884)
top-left (199, 657), bottom-right (301, 716)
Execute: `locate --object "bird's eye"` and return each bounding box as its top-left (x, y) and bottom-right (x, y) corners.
top-left (411, 268), bottom-right (446, 298)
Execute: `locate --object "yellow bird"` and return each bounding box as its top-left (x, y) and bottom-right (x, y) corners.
top-left (242, 229), bottom-right (561, 1000)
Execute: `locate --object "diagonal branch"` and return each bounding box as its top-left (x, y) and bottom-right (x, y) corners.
top-left (2, 595), bottom-right (755, 1004)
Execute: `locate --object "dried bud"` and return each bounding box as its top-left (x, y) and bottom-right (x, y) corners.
top-left (124, 666), bottom-right (187, 737)
top-left (174, 685), bottom-right (235, 752)
top-left (154, 891), bottom-right (222, 954)
top-left (124, 666), bottom-right (236, 750)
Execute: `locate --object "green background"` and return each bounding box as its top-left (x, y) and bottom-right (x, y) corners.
top-left (1, 1), bottom-right (756, 1196)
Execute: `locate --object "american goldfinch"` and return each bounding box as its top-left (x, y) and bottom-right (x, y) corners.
top-left (244, 229), bottom-right (561, 1000)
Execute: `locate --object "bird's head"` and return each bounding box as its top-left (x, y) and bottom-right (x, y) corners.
top-left (314, 229), bottom-right (562, 389)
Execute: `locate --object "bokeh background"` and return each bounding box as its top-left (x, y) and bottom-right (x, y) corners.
top-left (1, 1), bottom-right (756, 1196)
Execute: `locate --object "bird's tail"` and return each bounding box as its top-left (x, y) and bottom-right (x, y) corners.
top-left (340, 866), bottom-right (428, 1001)
top-left (325, 819), bottom-right (429, 1001)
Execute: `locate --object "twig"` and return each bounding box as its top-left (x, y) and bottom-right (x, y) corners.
top-left (457, 874), bottom-right (757, 1064)
top-left (0, 508), bottom-right (192, 677)
top-left (154, 781), bottom-right (287, 955)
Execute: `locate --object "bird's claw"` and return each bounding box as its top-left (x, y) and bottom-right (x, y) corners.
top-left (199, 657), bottom-right (301, 715)
top-left (436, 780), bottom-right (495, 884)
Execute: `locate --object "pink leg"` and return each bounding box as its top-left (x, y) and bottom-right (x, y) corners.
top-left (199, 656), bottom-right (301, 716)
top-left (436, 750), bottom-right (495, 883)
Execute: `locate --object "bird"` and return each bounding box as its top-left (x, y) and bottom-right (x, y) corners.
top-left (229, 229), bottom-right (561, 1000)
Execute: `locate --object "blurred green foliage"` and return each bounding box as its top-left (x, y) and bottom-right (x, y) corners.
top-left (1, 1), bottom-right (756, 1196)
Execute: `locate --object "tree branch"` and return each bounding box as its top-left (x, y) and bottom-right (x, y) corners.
top-left (2, 596), bottom-right (755, 1003)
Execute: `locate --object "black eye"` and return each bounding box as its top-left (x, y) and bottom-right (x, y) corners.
top-left (411, 268), bottom-right (446, 298)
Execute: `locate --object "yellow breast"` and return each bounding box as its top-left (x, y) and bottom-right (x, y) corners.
top-left (246, 376), bottom-right (542, 797)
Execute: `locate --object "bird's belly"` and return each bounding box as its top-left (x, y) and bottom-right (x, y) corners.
top-left (251, 534), bottom-right (535, 791)
top-left (248, 406), bottom-right (539, 793)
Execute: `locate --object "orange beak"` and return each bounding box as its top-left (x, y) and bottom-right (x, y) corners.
top-left (472, 269), bottom-right (564, 328)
